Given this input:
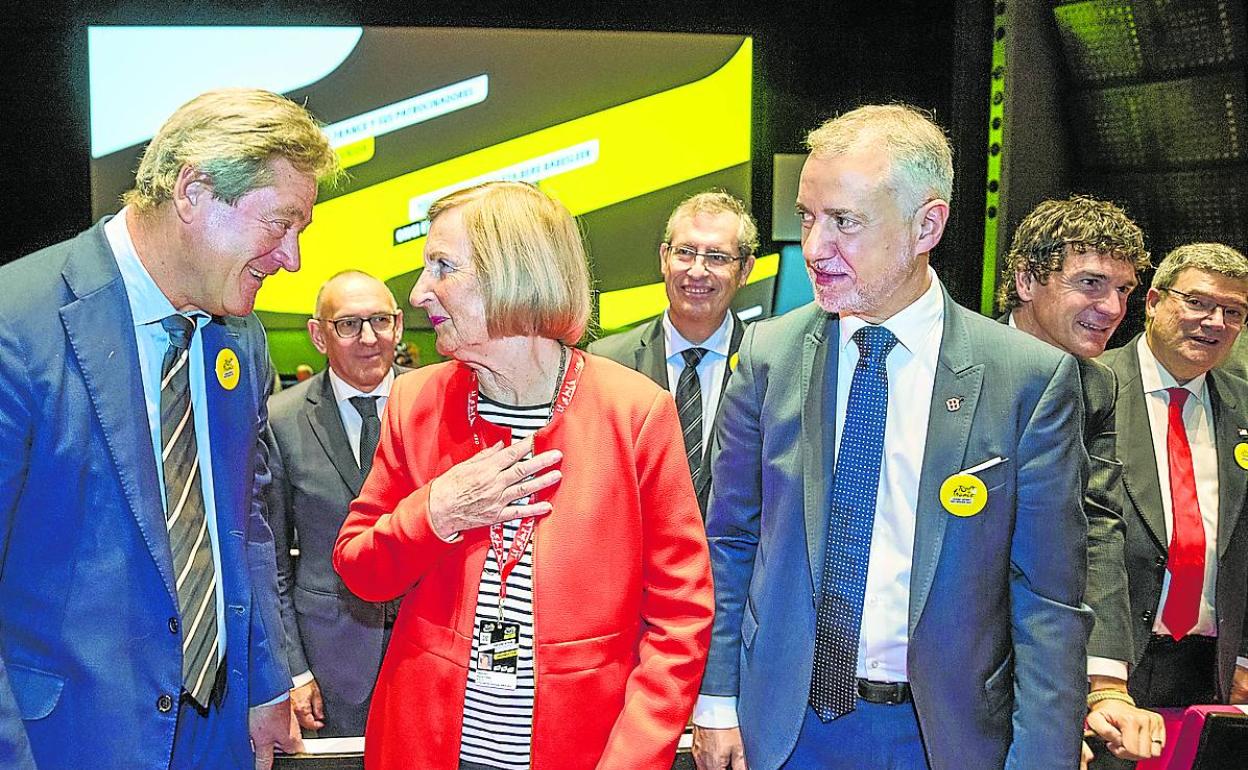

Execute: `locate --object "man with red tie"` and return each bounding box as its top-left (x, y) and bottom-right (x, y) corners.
top-left (1097, 242), bottom-right (1248, 767)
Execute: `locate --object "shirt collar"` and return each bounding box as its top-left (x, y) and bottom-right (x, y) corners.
top-left (839, 267), bottom-right (944, 355)
top-left (1137, 334), bottom-right (1208, 400)
top-left (105, 207), bottom-right (183, 328)
top-left (1007, 312), bottom-right (1019, 329)
top-left (328, 367), bottom-right (396, 403)
top-left (662, 310), bottom-right (733, 360)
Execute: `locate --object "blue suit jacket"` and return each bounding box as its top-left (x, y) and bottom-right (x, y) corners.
top-left (702, 292), bottom-right (1093, 770)
top-left (0, 222), bottom-right (290, 769)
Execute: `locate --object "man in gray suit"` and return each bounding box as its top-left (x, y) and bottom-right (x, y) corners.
top-left (694, 105), bottom-right (1091, 770)
top-left (589, 191), bottom-right (756, 515)
top-left (264, 270), bottom-right (404, 736)
top-left (997, 196), bottom-right (1164, 765)
top-left (1096, 243), bottom-right (1248, 767)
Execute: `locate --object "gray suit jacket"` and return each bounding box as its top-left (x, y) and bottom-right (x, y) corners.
top-left (589, 313), bottom-right (744, 515)
top-left (263, 368), bottom-right (405, 710)
top-left (1100, 337), bottom-right (1248, 700)
top-left (996, 315), bottom-right (1133, 661)
top-left (704, 292), bottom-right (1092, 770)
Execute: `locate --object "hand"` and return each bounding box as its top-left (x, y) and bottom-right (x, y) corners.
top-left (1086, 698), bottom-right (1165, 761)
top-left (1231, 665), bottom-right (1248, 704)
top-left (250, 699), bottom-right (304, 770)
top-left (693, 725), bottom-right (748, 770)
top-left (428, 435), bottom-right (562, 538)
top-left (1081, 740), bottom-right (1093, 770)
top-left (290, 679), bottom-right (325, 731)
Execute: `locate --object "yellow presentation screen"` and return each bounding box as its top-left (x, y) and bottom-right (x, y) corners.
top-left (88, 27), bottom-right (753, 370)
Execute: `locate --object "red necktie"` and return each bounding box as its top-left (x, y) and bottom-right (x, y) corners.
top-left (1162, 387), bottom-right (1205, 640)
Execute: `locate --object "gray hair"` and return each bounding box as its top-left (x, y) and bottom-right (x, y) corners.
top-left (805, 103), bottom-right (953, 216)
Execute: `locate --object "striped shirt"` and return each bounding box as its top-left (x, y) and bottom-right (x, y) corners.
top-left (459, 396), bottom-right (551, 770)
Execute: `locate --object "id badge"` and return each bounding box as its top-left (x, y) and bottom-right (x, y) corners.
top-left (475, 619), bottom-right (520, 690)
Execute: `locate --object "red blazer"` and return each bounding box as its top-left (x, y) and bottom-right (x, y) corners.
top-left (334, 350), bottom-right (713, 769)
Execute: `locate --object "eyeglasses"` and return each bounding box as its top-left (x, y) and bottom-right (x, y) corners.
top-left (316, 313), bottom-right (400, 339)
top-left (664, 243), bottom-right (744, 269)
top-left (1161, 288), bottom-right (1247, 328)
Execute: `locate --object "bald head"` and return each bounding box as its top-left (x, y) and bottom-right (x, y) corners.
top-left (308, 271), bottom-right (402, 392)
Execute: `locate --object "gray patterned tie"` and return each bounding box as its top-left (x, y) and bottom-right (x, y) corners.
top-left (349, 395), bottom-right (382, 476)
top-left (159, 314), bottom-right (219, 708)
top-left (676, 347), bottom-right (708, 487)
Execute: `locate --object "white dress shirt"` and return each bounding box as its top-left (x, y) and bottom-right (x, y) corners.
top-left (663, 310), bottom-right (734, 450)
top-left (694, 269), bottom-right (944, 728)
top-left (1137, 336), bottom-right (1221, 638)
top-left (328, 367), bottom-right (395, 467)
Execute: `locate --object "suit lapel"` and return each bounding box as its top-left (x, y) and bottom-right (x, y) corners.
top-left (633, 317), bottom-right (669, 387)
top-left (1112, 344), bottom-right (1169, 550)
top-left (306, 370), bottom-right (365, 496)
top-left (910, 295), bottom-right (983, 633)
top-left (1209, 372), bottom-right (1247, 558)
top-left (802, 311), bottom-right (837, 597)
top-left (696, 313), bottom-right (748, 501)
top-left (59, 229), bottom-right (177, 605)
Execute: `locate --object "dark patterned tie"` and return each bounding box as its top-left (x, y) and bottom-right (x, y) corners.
top-left (349, 395), bottom-right (381, 476)
top-left (810, 325), bottom-right (897, 721)
top-left (676, 347), bottom-right (708, 487)
top-left (159, 314), bottom-right (219, 708)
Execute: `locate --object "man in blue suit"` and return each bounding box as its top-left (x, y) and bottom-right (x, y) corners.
top-left (692, 104), bottom-right (1092, 769)
top-left (0, 89), bottom-right (340, 769)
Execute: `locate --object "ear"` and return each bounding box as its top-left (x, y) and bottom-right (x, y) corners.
top-left (1015, 270), bottom-right (1036, 302)
top-left (307, 317), bottom-right (330, 355)
top-left (913, 198), bottom-right (949, 255)
top-left (1144, 287), bottom-right (1162, 322)
top-left (172, 165), bottom-right (213, 224)
top-left (659, 242), bottom-right (671, 278)
top-left (393, 309), bottom-right (404, 334)
top-left (735, 254), bottom-right (757, 288)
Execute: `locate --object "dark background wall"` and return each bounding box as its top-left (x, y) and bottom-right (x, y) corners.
top-left (0, 0), bottom-right (991, 309)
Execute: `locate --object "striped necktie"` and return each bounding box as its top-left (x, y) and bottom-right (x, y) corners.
top-left (160, 314), bottom-right (220, 708)
top-left (810, 325), bottom-right (897, 721)
top-left (676, 347), bottom-right (708, 487)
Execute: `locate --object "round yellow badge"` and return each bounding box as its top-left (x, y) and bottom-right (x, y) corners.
top-left (1235, 442), bottom-right (1248, 470)
top-left (939, 472), bottom-right (989, 517)
top-left (215, 348), bottom-right (241, 391)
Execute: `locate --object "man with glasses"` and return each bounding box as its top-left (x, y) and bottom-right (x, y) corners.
top-left (590, 190), bottom-right (756, 516)
top-left (1096, 243), bottom-right (1248, 767)
top-left (263, 270), bottom-right (407, 737)
top-left (996, 196), bottom-right (1164, 766)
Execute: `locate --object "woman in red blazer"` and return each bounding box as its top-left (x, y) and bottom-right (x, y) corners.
top-left (333, 181), bottom-right (714, 770)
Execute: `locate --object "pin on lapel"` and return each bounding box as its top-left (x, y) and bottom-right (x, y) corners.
top-left (946, 396), bottom-right (963, 412)
top-left (1239, 428), bottom-right (1248, 437)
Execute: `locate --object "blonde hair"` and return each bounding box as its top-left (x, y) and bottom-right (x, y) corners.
top-left (664, 190), bottom-right (759, 258)
top-left (806, 103), bottom-right (953, 216)
top-left (427, 181), bottom-right (591, 345)
top-left (123, 88), bottom-right (341, 210)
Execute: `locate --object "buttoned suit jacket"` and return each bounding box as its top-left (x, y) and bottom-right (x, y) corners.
top-left (0, 221), bottom-right (290, 769)
top-left (703, 292), bottom-right (1093, 770)
top-left (1099, 336), bottom-right (1248, 700)
top-left (588, 312), bottom-right (744, 516)
top-left (263, 366), bottom-right (406, 719)
top-left (995, 315), bottom-right (1133, 661)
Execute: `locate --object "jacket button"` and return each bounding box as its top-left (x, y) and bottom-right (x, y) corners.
top-left (1142, 609), bottom-right (1154, 622)
top-left (168, 617), bottom-right (179, 634)
top-left (157, 693), bottom-right (174, 713)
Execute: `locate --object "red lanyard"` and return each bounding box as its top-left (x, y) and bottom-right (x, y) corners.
top-left (465, 347), bottom-right (584, 615)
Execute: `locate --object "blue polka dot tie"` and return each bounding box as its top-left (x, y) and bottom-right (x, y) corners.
top-left (810, 325), bottom-right (897, 721)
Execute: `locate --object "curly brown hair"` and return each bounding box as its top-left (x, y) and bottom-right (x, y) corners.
top-left (997, 195), bottom-right (1150, 313)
